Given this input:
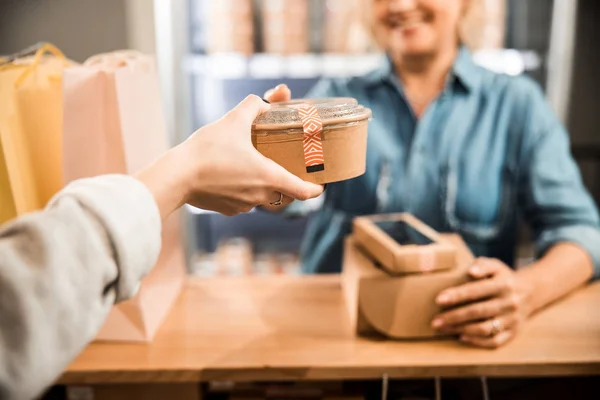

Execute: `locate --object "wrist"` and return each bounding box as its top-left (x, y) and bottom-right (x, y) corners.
top-left (515, 260), bottom-right (551, 317)
top-left (135, 146), bottom-right (190, 220)
top-left (514, 272), bottom-right (536, 318)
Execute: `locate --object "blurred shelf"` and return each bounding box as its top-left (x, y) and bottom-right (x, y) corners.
top-left (472, 49), bottom-right (542, 76)
top-left (183, 49), bottom-right (542, 79)
top-left (183, 53), bottom-right (385, 79)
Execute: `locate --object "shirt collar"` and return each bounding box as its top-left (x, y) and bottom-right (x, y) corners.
top-left (363, 46), bottom-right (480, 93)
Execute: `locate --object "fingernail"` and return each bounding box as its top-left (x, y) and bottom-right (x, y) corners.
top-left (436, 292), bottom-right (450, 304)
top-left (460, 335), bottom-right (469, 342)
top-left (432, 318), bottom-right (444, 328)
top-left (262, 98), bottom-right (270, 104)
top-left (275, 84), bottom-right (287, 90)
top-left (470, 265), bottom-right (481, 275)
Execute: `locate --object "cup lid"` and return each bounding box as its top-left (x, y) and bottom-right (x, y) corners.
top-left (252, 97), bottom-right (372, 131)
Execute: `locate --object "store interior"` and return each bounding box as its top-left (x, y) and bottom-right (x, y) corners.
top-left (2, 0), bottom-right (599, 277)
top-left (1, 1), bottom-right (600, 399)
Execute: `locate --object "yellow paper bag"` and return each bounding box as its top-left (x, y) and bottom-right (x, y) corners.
top-left (0, 43), bottom-right (72, 224)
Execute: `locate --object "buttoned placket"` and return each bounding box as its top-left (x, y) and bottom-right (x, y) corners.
top-left (385, 73), bottom-right (455, 215)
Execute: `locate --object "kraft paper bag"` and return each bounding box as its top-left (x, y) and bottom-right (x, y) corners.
top-left (63, 50), bottom-right (168, 180)
top-left (62, 51), bottom-right (186, 342)
top-left (0, 43), bottom-right (71, 224)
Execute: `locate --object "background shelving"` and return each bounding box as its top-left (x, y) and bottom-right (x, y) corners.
top-left (183, 0), bottom-right (555, 265)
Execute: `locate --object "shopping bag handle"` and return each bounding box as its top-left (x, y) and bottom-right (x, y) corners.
top-left (14, 42), bottom-right (68, 87)
top-left (0, 42), bottom-right (47, 65)
top-left (84, 50), bottom-right (146, 69)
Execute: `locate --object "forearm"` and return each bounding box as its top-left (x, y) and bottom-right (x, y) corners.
top-left (0, 176), bottom-right (161, 400)
top-left (516, 242), bottom-right (594, 316)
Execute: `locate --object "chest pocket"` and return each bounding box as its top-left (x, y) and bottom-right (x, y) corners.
top-left (441, 162), bottom-right (517, 242)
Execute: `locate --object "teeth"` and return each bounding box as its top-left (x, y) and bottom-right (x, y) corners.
top-left (389, 18), bottom-right (423, 29)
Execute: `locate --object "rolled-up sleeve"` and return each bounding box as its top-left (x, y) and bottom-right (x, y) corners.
top-left (521, 84), bottom-right (600, 279)
top-left (0, 175), bottom-right (161, 400)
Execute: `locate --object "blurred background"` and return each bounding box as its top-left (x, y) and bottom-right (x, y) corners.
top-left (1, 0), bottom-right (598, 276)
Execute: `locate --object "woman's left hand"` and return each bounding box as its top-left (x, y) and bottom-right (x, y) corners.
top-left (431, 258), bottom-right (533, 349)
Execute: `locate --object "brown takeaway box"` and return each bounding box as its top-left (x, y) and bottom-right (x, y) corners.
top-left (342, 234), bottom-right (474, 339)
top-left (252, 98), bottom-right (371, 185)
top-left (353, 213), bottom-right (457, 274)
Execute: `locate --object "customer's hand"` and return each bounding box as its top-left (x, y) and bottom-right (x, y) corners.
top-left (431, 258), bottom-right (533, 349)
top-left (137, 95), bottom-right (323, 218)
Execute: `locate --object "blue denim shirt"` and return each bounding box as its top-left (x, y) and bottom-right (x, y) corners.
top-left (290, 48), bottom-right (600, 277)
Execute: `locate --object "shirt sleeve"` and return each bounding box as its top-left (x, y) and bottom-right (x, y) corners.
top-left (282, 79), bottom-right (341, 218)
top-left (0, 174), bottom-right (162, 400)
top-left (520, 81), bottom-right (600, 279)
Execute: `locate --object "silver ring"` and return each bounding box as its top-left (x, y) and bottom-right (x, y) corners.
top-left (269, 192), bottom-right (283, 206)
top-left (490, 318), bottom-right (502, 336)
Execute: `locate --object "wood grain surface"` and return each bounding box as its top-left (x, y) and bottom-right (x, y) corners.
top-left (60, 276), bottom-right (600, 384)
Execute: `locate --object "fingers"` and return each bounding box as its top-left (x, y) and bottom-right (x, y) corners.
top-left (264, 84), bottom-right (292, 103)
top-left (263, 158), bottom-right (324, 200)
top-left (437, 314), bottom-right (519, 337)
top-left (266, 192), bottom-right (294, 207)
top-left (460, 315), bottom-right (519, 338)
top-left (436, 274), bottom-right (511, 307)
top-left (226, 94), bottom-right (270, 127)
top-left (460, 330), bottom-right (515, 349)
top-left (188, 196), bottom-right (255, 217)
top-left (468, 258), bottom-right (506, 279)
top-left (432, 296), bottom-right (518, 328)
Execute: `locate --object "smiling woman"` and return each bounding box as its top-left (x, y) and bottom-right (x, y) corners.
top-left (263, 0), bottom-right (600, 352)
top-left (369, 0), bottom-right (505, 55)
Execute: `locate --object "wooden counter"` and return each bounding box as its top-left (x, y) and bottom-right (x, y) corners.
top-left (60, 276), bottom-right (600, 385)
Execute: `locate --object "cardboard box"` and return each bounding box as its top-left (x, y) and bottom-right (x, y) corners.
top-left (262, 0), bottom-right (308, 15)
top-left (212, 0), bottom-right (254, 15)
top-left (252, 98), bottom-right (371, 184)
top-left (206, 2), bottom-right (254, 55)
top-left (342, 234), bottom-right (474, 339)
top-left (207, 35), bottom-right (254, 55)
top-left (263, 35), bottom-right (310, 54)
top-left (353, 213), bottom-right (457, 274)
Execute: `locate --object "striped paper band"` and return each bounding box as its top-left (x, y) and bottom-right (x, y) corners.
top-left (298, 104), bottom-right (325, 173)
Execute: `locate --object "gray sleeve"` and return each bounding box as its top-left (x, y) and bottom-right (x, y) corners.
top-left (0, 174), bottom-right (162, 400)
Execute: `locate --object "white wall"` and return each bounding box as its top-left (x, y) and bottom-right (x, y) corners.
top-left (125, 0), bottom-right (157, 54)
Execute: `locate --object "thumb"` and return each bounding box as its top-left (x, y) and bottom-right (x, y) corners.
top-left (226, 94), bottom-right (270, 128)
top-left (264, 84), bottom-right (292, 103)
top-left (468, 258), bottom-right (503, 279)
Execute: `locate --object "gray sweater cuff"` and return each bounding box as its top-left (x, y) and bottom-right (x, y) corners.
top-left (49, 175), bottom-right (162, 301)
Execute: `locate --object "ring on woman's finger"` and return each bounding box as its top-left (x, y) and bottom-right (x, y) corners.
top-left (489, 318), bottom-right (503, 336)
top-left (269, 192), bottom-right (284, 206)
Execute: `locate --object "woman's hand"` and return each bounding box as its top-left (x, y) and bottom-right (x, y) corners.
top-left (264, 84), bottom-right (292, 103)
top-left (137, 94), bottom-right (323, 218)
top-left (432, 258), bottom-right (534, 349)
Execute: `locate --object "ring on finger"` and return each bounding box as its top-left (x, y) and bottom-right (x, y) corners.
top-left (489, 318), bottom-right (503, 336)
top-left (269, 192), bottom-right (284, 206)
